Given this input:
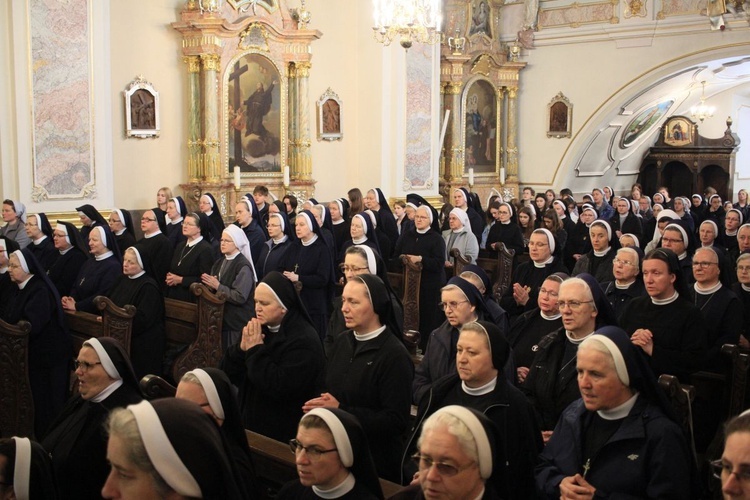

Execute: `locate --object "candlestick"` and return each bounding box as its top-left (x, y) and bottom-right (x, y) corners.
top-left (468, 168), bottom-right (474, 187)
top-left (500, 167), bottom-right (506, 185)
top-left (283, 166), bottom-right (290, 188)
top-left (233, 166), bottom-right (241, 188)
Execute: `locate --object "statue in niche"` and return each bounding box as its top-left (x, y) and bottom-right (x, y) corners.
top-left (524, 0), bottom-right (540, 30)
top-left (470, 0), bottom-right (491, 37)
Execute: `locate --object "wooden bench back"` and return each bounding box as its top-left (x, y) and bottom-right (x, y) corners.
top-left (66, 296), bottom-right (136, 355)
top-left (721, 344), bottom-right (750, 418)
top-left (164, 283), bottom-right (226, 382)
top-left (658, 373), bottom-right (697, 465)
top-left (0, 318), bottom-right (34, 438)
top-left (457, 243), bottom-right (515, 301)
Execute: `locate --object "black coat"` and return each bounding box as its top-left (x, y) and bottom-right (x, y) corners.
top-left (29, 236), bottom-right (58, 271)
top-left (70, 255), bottom-right (121, 313)
top-left (486, 222), bottom-right (525, 256)
top-left (325, 328), bottom-right (414, 483)
top-left (42, 385), bottom-right (143, 500)
top-left (256, 238), bottom-right (292, 279)
top-left (165, 239), bottom-right (214, 302)
top-left (602, 279), bottom-right (646, 323)
top-left (47, 247), bottom-right (88, 297)
top-left (221, 311), bottom-right (325, 442)
top-left (501, 258), bottom-right (568, 319)
top-left (571, 248), bottom-right (616, 284)
top-left (136, 233), bottom-right (174, 292)
top-left (609, 212), bottom-right (643, 242)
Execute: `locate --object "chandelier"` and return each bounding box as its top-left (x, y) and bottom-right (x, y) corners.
top-left (690, 81), bottom-right (715, 123)
top-left (372, 0), bottom-right (442, 50)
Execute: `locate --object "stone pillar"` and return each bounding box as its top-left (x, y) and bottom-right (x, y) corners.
top-left (287, 63), bottom-right (298, 178)
top-left (295, 61), bottom-right (312, 181)
top-left (506, 85), bottom-right (519, 183)
top-left (184, 55), bottom-right (201, 182)
top-left (201, 53), bottom-right (221, 183)
top-left (443, 81), bottom-right (464, 182)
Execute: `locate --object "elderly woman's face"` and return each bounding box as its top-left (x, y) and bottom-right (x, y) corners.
top-left (405, 206), bottom-right (416, 221)
top-left (254, 284), bottom-right (287, 326)
top-left (75, 346), bottom-right (114, 401)
top-left (528, 232), bottom-right (551, 262)
top-left (140, 211), bottom-right (158, 235)
top-left (268, 203), bottom-right (280, 215)
top-left (619, 235), bottom-right (636, 248)
top-left (293, 425), bottom-right (346, 489)
top-left (441, 288), bottom-right (475, 327)
top-left (343, 253), bottom-right (369, 283)
top-left (448, 213), bottom-right (463, 231)
top-left (580, 210), bottom-right (596, 225)
top-left (266, 216), bottom-right (283, 239)
top-left (365, 190), bottom-right (379, 210)
top-left (414, 208), bottom-right (431, 231)
top-left (497, 205), bottom-right (511, 223)
top-left (199, 196), bottom-right (211, 213)
top-left (8, 254), bottom-right (30, 284)
top-left (538, 278), bottom-right (560, 314)
top-left (122, 250), bottom-right (143, 277)
top-left (220, 231), bottom-right (238, 256)
top-left (341, 281), bottom-right (379, 332)
top-left (350, 217), bottom-right (365, 239)
top-left (166, 201), bottom-right (179, 220)
top-left (613, 250), bottom-right (639, 282)
top-left (102, 433), bottom-right (164, 500)
top-left (1, 203), bottom-right (16, 223)
top-left (175, 381), bottom-right (221, 425)
top-left (295, 217), bottom-right (313, 241)
top-left (456, 329), bottom-right (496, 388)
top-left (417, 425), bottom-right (483, 500)
top-left (235, 203), bottom-right (252, 227)
top-left (88, 230), bottom-right (107, 256)
top-left (639, 198), bottom-right (650, 211)
top-left (329, 202), bottom-right (341, 221)
top-left (182, 216), bottom-right (200, 240)
top-left (737, 258), bottom-right (750, 285)
top-left (108, 213), bottom-right (124, 233)
top-left (589, 225), bottom-right (609, 252)
top-left (24, 215), bottom-right (43, 240)
top-left (53, 229), bottom-right (70, 250)
top-left (699, 223), bottom-right (716, 245)
top-left (577, 347), bottom-right (632, 412)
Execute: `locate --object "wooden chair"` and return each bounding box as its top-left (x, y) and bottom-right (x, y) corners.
top-left (658, 373), bottom-right (698, 465)
top-left (65, 296), bottom-right (136, 354)
top-left (0, 318), bottom-right (33, 438)
top-left (164, 283), bottom-right (226, 382)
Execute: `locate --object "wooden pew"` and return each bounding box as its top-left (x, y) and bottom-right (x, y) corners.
top-left (658, 373), bottom-right (697, 465)
top-left (164, 283), bottom-right (226, 383)
top-left (139, 375), bottom-right (404, 499)
top-left (64, 296), bottom-right (136, 355)
top-left (719, 344), bottom-right (750, 418)
top-left (460, 243), bottom-right (515, 301)
top-left (0, 318), bottom-right (34, 438)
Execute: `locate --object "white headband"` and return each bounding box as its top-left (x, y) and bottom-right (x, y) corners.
top-left (449, 207), bottom-right (470, 229)
top-left (114, 209), bottom-right (126, 228)
top-left (270, 213), bottom-right (285, 233)
top-left (664, 223), bottom-right (688, 246)
top-left (299, 212), bottom-right (314, 232)
top-left (355, 244), bottom-right (377, 274)
top-left (353, 214), bottom-right (369, 236)
top-left (186, 369), bottom-right (225, 420)
top-left (582, 334), bottom-right (629, 386)
top-left (94, 225), bottom-right (107, 248)
top-left (433, 406), bottom-right (493, 479)
top-left (701, 220), bottom-right (718, 237)
top-left (416, 205), bottom-right (433, 223)
top-left (590, 220), bottom-right (612, 241)
top-left (620, 233), bottom-right (640, 248)
top-left (534, 228), bottom-right (556, 254)
top-left (83, 338), bottom-right (121, 380)
top-left (257, 282), bottom-right (288, 311)
top-left (128, 401), bottom-right (202, 497)
top-left (12, 437), bottom-right (31, 500)
top-left (201, 194), bottom-right (214, 208)
top-left (370, 189), bottom-right (381, 204)
top-left (501, 202), bottom-right (514, 217)
top-left (55, 223), bottom-right (71, 245)
top-left (127, 246), bottom-right (144, 269)
top-left (11, 250), bottom-right (29, 274)
top-left (307, 408), bottom-right (354, 467)
top-left (364, 209), bottom-right (377, 228)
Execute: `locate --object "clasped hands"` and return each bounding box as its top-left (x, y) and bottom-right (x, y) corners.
top-left (630, 328), bottom-right (654, 356)
top-left (302, 392), bottom-right (340, 413)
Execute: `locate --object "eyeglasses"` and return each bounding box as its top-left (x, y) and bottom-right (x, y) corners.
top-left (692, 261), bottom-right (717, 268)
top-left (613, 258), bottom-right (636, 267)
top-left (108, 219), bottom-right (121, 224)
top-left (528, 241), bottom-right (549, 248)
top-left (438, 300), bottom-right (469, 311)
top-left (538, 287), bottom-right (558, 298)
top-left (557, 300), bottom-right (594, 311)
top-left (7, 264), bottom-right (20, 270)
top-left (220, 238), bottom-right (235, 244)
top-left (737, 265), bottom-right (750, 272)
top-left (412, 453), bottom-right (476, 477)
top-left (339, 264), bottom-right (369, 273)
top-left (661, 237), bottom-right (683, 244)
top-left (710, 459), bottom-right (750, 483)
top-left (182, 221), bottom-right (198, 227)
top-left (141, 217), bottom-right (156, 222)
top-left (289, 439), bottom-right (337, 460)
top-left (73, 360), bottom-right (102, 371)
top-left (53, 233), bottom-right (66, 238)
top-left (267, 223), bottom-right (281, 228)
top-left (414, 215), bottom-right (430, 221)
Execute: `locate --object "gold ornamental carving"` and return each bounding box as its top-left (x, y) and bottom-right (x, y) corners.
top-left (184, 56), bottom-right (201, 73)
top-left (296, 62), bottom-right (311, 78)
top-left (507, 86), bottom-right (518, 99)
top-left (200, 54), bottom-right (220, 71)
top-left (239, 23), bottom-right (270, 51)
top-left (623, 0), bottom-right (647, 18)
top-left (444, 82), bottom-right (462, 95)
top-left (471, 54), bottom-right (493, 77)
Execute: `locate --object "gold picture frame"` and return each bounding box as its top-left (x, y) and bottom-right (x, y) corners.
top-left (124, 75), bottom-right (160, 139)
top-left (547, 92), bottom-right (572, 138)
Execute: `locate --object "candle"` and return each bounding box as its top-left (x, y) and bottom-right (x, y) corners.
top-left (500, 167), bottom-right (506, 185)
top-left (283, 166), bottom-right (290, 187)
top-left (233, 166), bottom-right (241, 188)
top-left (468, 168), bottom-right (474, 186)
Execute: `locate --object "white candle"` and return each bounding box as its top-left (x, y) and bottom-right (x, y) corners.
top-left (500, 167), bottom-right (506, 185)
top-left (233, 166), bottom-right (241, 188)
top-left (468, 168), bottom-right (474, 186)
top-left (283, 166), bottom-right (290, 187)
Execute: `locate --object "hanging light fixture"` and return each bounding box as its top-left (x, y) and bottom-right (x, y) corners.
top-left (690, 81), bottom-right (715, 123)
top-left (372, 0), bottom-right (442, 50)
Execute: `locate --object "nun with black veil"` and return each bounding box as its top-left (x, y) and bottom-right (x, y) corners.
top-left (136, 207), bottom-right (174, 291)
top-left (235, 196), bottom-right (267, 269)
top-left (61, 224), bottom-right (121, 314)
top-left (165, 212), bottom-right (215, 302)
top-left (535, 326), bottom-right (696, 499)
top-left (47, 221), bottom-right (89, 297)
top-left (43, 337), bottom-right (143, 499)
top-left (304, 274), bottom-right (414, 483)
top-left (330, 198), bottom-right (351, 256)
top-left (0, 237), bottom-right (20, 315)
top-left (221, 271), bottom-right (325, 442)
top-left (0, 437), bottom-right (58, 499)
top-left (257, 211), bottom-right (294, 278)
top-left (107, 208), bottom-right (136, 255)
top-left (25, 212), bottom-right (57, 270)
top-left (199, 192), bottom-right (226, 243)
top-left (75, 203), bottom-right (107, 243)
top-left (280, 209), bottom-right (336, 340)
top-left (278, 407), bottom-right (384, 499)
top-left (365, 188), bottom-right (400, 247)
top-left (176, 367), bottom-right (259, 498)
top-left (392, 202), bottom-right (447, 348)
top-left (2, 248), bottom-right (70, 437)
top-left (102, 398), bottom-right (243, 499)
top-left (107, 246), bottom-right (165, 378)
top-left (165, 196), bottom-right (188, 248)
top-left (338, 211), bottom-right (382, 265)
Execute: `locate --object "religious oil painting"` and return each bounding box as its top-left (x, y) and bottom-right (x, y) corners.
top-left (124, 76), bottom-right (160, 139)
top-left (546, 92), bottom-right (572, 138)
top-left (226, 53), bottom-right (282, 173)
top-left (317, 87), bottom-right (343, 141)
top-left (463, 79), bottom-right (498, 175)
top-left (620, 100), bottom-right (673, 149)
top-left (469, 0), bottom-right (492, 37)
top-left (663, 116), bottom-right (693, 146)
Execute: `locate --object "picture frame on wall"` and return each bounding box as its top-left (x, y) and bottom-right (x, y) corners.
top-left (462, 78), bottom-right (499, 175)
top-left (124, 75), bottom-right (160, 139)
top-left (547, 92), bottom-right (572, 138)
top-left (317, 88), bottom-right (343, 141)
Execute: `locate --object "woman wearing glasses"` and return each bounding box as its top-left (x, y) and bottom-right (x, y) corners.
top-left (278, 408), bottom-right (383, 499)
top-left (3, 247), bottom-right (70, 437)
top-left (485, 201), bottom-right (524, 257)
top-left (536, 326), bottom-right (695, 499)
top-left (24, 212), bottom-right (57, 270)
top-left (165, 212), bottom-right (214, 302)
top-left (713, 411), bottom-right (750, 499)
top-left (164, 196), bottom-right (188, 248)
top-left (108, 208), bottom-right (136, 255)
top-left (257, 212), bottom-right (293, 279)
top-left (303, 274), bottom-right (413, 483)
top-left (47, 221), bottom-right (89, 297)
top-left (43, 338), bottom-right (143, 499)
top-left (602, 246), bottom-right (646, 323)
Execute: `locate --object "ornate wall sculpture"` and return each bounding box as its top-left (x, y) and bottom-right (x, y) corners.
top-left (440, 0), bottom-right (526, 204)
top-left (172, 0), bottom-right (320, 217)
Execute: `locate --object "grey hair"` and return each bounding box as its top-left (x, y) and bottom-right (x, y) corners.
top-left (559, 277), bottom-right (595, 306)
top-left (418, 411), bottom-right (478, 464)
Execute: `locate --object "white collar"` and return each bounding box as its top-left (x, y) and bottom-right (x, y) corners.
top-left (144, 230), bottom-right (162, 238)
top-left (114, 228), bottom-right (126, 236)
top-left (187, 235), bottom-right (204, 247)
top-left (33, 235), bottom-right (47, 245)
top-left (90, 380), bottom-right (123, 403)
top-left (95, 251), bottom-right (114, 261)
top-left (615, 279), bottom-right (636, 288)
top-left (598, 393), bottom-right (639, 420)
top-left (694, 281), bottom-right (722, 295)
top-left (302, 234), bottom-right (319, 246)
top-left (272, 235), bottom-right (288, 244)
top-left (59, 246), bottom-right (73, 255)
top-left (593, 246), bottom-right (611, 257)
top-left (312, 472), bottom-right (356, 499)
top-left (170, 216), bottom-right (184, 224)
top-left (742, 283), bottom-right (750, 293)
top-left (726, 229), bottom-right (738, 237)
top-left (566, 330), bottom-right (594, 344)
top-left (332, 219), bottom-right (345, 225)
top-left (267, 324), bottom-right (281, 333)
top-left (128, 270), bottom-right (146, 280)
top-left (352, 236), bottom-right (367, 244)
top-left (500, 220), bottom-right (511, 225)
top-left (677, 251), bottom-right (687, 260)
top-left (416, 227), bottom-right (430, 234)
top-left (17, 275), bottom-right (34, 290)
top-left (651, 290), bottom-right (679, 305)
top-left (462, 376), bottom-right (497, 396)
top-left (533, 255), bottom-right (554, 268)
top-left (353, 325), bottom-right (386, 341)
top-left (225, 250), bottom-right (240, 260)
top-left (540, 311), bottom-right (562, 320)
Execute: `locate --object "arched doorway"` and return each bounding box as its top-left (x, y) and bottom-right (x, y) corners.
top-left (637, 163), bottom-right (658, 197)
top-left (661, 161), bottom-right (692, 198)
top-left (700, 165), bottom-right (729, 201)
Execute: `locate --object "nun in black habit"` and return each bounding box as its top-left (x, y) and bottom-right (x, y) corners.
top-left (46, 221), bottom-right (89, 297)
top-left (43, 337), bottom-right (143, 499)
top-left (236, 196), bottom-right (267, 271)
top-left (0, 237), bottom-right (20, 316)
top-left (572, 219), bottom-right (618, 284)
top-left (108, 208), bottom-right (136, 255)
top-left (165, 196), bottom-right (188, 248)
top-left (221, 271), bottom-right (326, 442)
top-left (62, 224), bottom-right (121, 314)
top-left (330, 198), bottom-right (352, 255)
top-left (25, 212), bottom-right (57, 270)
top-left (338, 212), bottom-right (382, 266)
top-left (107, 246), bottom-right (166, 378)
top-left (257, 212), bottom-right (293, 279)
top-left (165, 212), bottom-right (214, 302)
top-left (103, 398), bottom-right (243, 499)
top-left (278, 407), bottom-right (384, 500)
top-left (136, 207), bottom-right (174, 292)
top-left (367, 187), bottom-right (400, 246)
top-left (177, 368), bottom-right (259, 498)
top-left (0, 437), bottom-right (59, 500)
top-left (75, 203), bottom-right (107, 243)
top-left (280, 210), bottom-right (335, 340)
top-left (3, 248), bottom-right (70, 437)
top-left (200, 192), bottom-right (225, 243)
